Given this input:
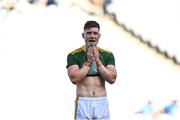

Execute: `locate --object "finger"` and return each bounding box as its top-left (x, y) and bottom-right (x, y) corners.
top-left (94, 49), bottom-right (99, 56)
top-left (87, 51), bottom-right (94, 61)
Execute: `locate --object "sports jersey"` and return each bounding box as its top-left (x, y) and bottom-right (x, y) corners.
top-left (66, 46), bottom-right (115, 75)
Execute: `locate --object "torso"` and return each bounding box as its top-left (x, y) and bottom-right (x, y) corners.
top-left (76, 76), bottom-right (106, 97)
top-left (67, 46), bottom-right (115, 97)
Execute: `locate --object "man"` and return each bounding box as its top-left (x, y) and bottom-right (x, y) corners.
top-left (135, 100), bottom-right (154, 114)
top-left (66, 20), bottom-right (117, 120)
top-left (153, 99), bottom-right (179, 118)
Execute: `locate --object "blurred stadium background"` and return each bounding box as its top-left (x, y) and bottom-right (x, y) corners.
top-left (0, 0), bottom-right (180, 120)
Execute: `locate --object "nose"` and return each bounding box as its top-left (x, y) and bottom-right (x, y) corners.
top-left (90, 32), bottom-right (98, 39)
top-left (90, 33), bottom-right (95, 37)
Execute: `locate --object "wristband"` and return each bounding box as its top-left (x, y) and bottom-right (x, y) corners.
top-left (96, 61), bottom-right (103, 67)
top-left (84, 60), bottom-right (93, 67)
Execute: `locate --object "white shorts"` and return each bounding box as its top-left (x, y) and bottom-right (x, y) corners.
top-left (74, 96), bottom-right (110, 120)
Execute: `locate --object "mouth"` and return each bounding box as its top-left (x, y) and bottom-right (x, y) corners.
top-left (89, 40), bottom-right (95, 42)
top-left (87, 40), bottom-right (95, 48)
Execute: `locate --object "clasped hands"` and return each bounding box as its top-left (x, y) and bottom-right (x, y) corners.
top-left (85, 46), bottom-right (102, 67)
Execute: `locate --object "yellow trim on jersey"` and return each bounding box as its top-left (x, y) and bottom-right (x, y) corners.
top-left (70, 46), bottom-right (85, 55)
top-left (70, 46), bottom-right (112, 55)
top-left (98, 47), bottom-right (112, 54)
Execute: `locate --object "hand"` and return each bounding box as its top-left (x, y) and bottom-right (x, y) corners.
top-left (93, 46), bottom-right (100, 62)
top-left (85, 47), bottom-right (94, 67)
top-left (93, 47), bottom-right (102, 67)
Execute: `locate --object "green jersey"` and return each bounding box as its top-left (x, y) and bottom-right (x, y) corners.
top-left (66, 46), bottom-right (115, 69)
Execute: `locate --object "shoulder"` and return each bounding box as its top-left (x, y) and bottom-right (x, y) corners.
top-left (98, 47), bottom-right (112, 54)
top-left (69, 46), bottom-right (86, 55)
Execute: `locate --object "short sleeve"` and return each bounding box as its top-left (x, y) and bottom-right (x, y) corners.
top-left (107, 53), bottom-right (115, 66)
top-left (66, 53), bottom-right (78, 68)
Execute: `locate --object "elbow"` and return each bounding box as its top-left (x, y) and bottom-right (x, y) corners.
top-left (70, 76), bottom-right (79, 84)
top-left (109, 74), bottom-right (117, 84)
top-left (70, 75), bottom-right (82, 84)
top-left (71, 79), bottom-right (77, 84)
top-left (68, 72), bottom-right (85, 84)
top-left (69, 74), bottom-right (77, 84)
top-left (109, 79), bottom-right (116, 84)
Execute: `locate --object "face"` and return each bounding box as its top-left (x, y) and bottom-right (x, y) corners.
top-left (82, 27), bottom-right (101, 47)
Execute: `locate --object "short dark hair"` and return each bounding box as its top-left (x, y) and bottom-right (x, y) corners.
top-left (84, 20), bottom-right (100, 30)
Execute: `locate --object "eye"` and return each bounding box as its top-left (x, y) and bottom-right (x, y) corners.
top-left (86, 32), bottom-right (99, 35)
top-left (93, 32), bottom-right (98, 35)
top-left (86, 32), bottom-right (91, 35)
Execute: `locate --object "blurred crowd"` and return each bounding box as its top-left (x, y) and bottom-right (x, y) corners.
top-left (135, 99), bottom-right (180, 119)
top-left (0, 0), bottom-right (114, 23)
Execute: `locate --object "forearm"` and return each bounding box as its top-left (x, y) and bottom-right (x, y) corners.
top-left (97, 62), bottom-right (117, 84)
top-left (69, 63), bottom-right (91, 84)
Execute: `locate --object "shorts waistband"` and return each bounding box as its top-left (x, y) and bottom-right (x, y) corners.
top-left (78, 96), bottom-right (107, 101)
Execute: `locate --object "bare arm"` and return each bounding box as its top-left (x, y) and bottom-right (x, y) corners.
top-left (67, 64), bottom-right (90, 84)
top-left (67, 48), bottom-right (94, 84)
top-left (93, 47), bottom-right (117, 84)
top-left (97, 63), bottom-right (117, 84)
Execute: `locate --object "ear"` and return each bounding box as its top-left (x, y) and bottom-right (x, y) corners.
top-left (82, 33), bottom-right (84, 38)
top-left (98, 33), bottom-right (101, 38)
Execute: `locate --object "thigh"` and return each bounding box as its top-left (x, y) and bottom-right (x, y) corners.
top-left (75, 100), bottom-right (92, 119)
top-left (94, 100), bottom-right (110, 119)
